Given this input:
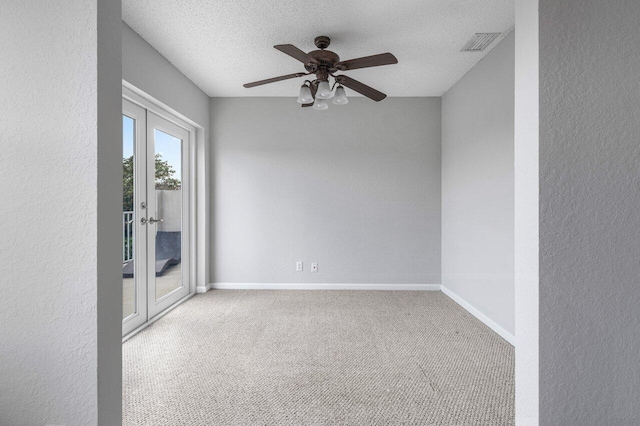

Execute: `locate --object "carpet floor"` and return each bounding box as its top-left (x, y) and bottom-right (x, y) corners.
top-left (123, 290), bottom-right (514, 425)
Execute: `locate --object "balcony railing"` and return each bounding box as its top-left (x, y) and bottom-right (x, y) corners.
top-left (123, 211), bottom-right (134, 263)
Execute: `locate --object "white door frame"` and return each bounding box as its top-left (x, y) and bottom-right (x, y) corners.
top-left (146, 111), bottom-right (191, 318)
top-left (122, 85), bottom-right (200, 340)
top-left (122, 99), bottom-right (148, 335)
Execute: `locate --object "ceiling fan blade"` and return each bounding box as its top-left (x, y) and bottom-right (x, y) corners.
top-left (243, 72), bottom-right (307, 88)
top-left (335, 75), bottom-right (387, 102)
top-left (274, 44), bottom-right (319, 65)
top-left (334, 53), bottom-right (398, 71)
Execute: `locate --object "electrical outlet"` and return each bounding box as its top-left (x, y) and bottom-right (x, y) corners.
top-left (311, 263), bottom-right (318, 272)
top-left (296, 261), bottom-right (303, 272)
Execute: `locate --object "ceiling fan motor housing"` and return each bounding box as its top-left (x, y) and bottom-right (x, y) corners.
top-left (305, 49), bottom-right (341, 74)
top-left (314, 36), bottom-right (331, 49)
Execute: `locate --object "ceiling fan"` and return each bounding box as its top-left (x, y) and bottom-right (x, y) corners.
top-left (243, 36), bottom-right (398, 110)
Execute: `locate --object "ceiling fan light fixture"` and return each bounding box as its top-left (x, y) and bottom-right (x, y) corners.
top-left (312, 98), bottom-right (329, 111)
top-left (297, 84), bottom-right (314, 104)
top-left (315, 80), bottom-right (334, 99)
top-left (332, 85), bottom-right (349, 105)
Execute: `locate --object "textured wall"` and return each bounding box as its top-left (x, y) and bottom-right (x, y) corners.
top-left (539, 0), bottom-right (640, 423)
top-left (0, 1), bottom-right (122, 425)
top-left (210, 97), bottom-right (441, 285)
top-left (441, 32), bottom-right (515, 337)
top-left (514, 0), bottom-right (539, 423)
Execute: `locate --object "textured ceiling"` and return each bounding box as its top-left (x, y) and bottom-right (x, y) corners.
top-left (123, 0), bottom-right (514, 97)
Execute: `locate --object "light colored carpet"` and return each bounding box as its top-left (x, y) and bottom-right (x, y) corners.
top-left (123, 290), bottom-right (514, 425)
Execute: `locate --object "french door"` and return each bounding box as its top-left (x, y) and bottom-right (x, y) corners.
top-left (122, 98), bottom-right (192, 336)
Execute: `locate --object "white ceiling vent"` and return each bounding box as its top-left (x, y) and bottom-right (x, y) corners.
top-left (461, 33), bottom-right (501, 52)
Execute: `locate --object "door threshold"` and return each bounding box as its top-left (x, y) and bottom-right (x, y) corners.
top-left (122, 292), bottom-right (194, 343)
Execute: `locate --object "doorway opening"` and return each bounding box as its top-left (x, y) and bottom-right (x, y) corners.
top-left (121, 94), bottom-right (196, 338)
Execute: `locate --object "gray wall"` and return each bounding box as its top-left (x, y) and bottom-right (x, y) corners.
top-left (441, 32), bottom-right (515, 336)
top-left (123, 22), bottom-right (211, 288)
top-left (539, 0), bottom-right (640, 424)
top-left (514, 0), bottom-right (539, 421)
top-left (210, 97), bottom-right (441, 284)
top-left (0, 1), bottom-right (122, 424)
top-left (98, 1), bottom-right (124, 423)
top-left (122, 22), bottom-right (210, 130)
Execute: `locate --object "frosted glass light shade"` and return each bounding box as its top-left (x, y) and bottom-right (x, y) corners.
top-left (315, 81), bottom-right (334, 99)
top-left (297, 85), bottom-right (314, 104)
top-left (312, 98), bottom-right (328, 110)
top-left (332, 85), bottom-right (349, 105)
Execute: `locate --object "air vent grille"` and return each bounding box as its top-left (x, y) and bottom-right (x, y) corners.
top-left (461, 33), bottom-right (501, 52)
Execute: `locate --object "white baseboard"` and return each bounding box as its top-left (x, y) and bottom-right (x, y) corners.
top-left (210, 282), bottom-right (440, 291)
top-left (440, 285), bottom-right (515, 346)
top-left (207, 282), bottom-right (513, 345)
top-left (195, 284), bottom-right (211, 294)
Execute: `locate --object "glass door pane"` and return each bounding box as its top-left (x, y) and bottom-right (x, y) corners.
top-left (122, 98), bottom-right (191, 334)
top-left (152, 128), bottom-right (184, 301)
top-left (122, 115), bottom-right (136, 319)
top-left (122, 98), bottom-right (147, 336)
top-left (146, 111), bottom-right (190, 319)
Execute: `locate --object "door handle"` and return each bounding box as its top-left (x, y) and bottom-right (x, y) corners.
top-left (148, 217), bottom-right (163, 224)
top-left (140, 217), bottom-right (147, 225)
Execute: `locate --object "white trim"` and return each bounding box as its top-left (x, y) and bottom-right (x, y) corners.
top-left (122, 83), bottom-right (196, 134)
top-left (123, 81), bottom-right (209, 293)
top-left (196, 284), bottom-right (211, 294)
top-left (440, 285), bottom-right (515, 346)
top-left (121, 99), bottom-right (148, 336)
top-left (211, 282), bottom-right (440, 291)
top-left (145, 111), bottom-right (192, 318)
top-left (121, 82), bottom-right (205, 338)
